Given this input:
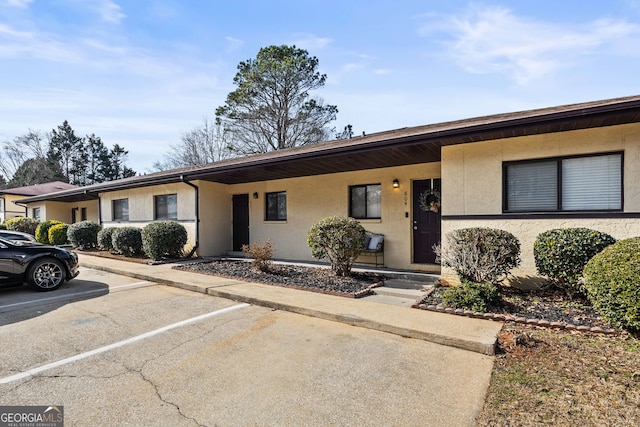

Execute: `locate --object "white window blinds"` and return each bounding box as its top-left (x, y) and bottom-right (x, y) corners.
top-left (562, 154), bottom-right (622, 210)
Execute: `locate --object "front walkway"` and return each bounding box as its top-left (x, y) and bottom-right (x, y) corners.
top-left (78, 253), bottom-right (503, 355)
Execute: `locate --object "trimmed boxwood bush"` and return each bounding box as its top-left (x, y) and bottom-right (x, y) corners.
top-left (142, 221), bottom-right (188, 260)
top-left (307, 216), bottom-right (366, 277)
top-left (48, 223), bottom-right (69, 245)
top-left (441, 279), bottom-right (501, 312)
top-left (97, 227), bottom-right (116, 251)
top-left (67, 220), bottom-right (101, 249)
top-left (112, 227), bottom-right (143, 257)
top-left (35, 220), bottom-right (64, 244)
top-left (440, 227), bottom-right (521, 284)
top-left (4, 216), bottom-right (39, 235)
top-left (583, 237), bottom-right (640, 331)
top-left (534, 228), bottom-right (616, 296)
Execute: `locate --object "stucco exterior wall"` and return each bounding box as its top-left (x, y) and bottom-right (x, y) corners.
top-left (1, 194), bottom-right (27, 221)
top-left (196, 180), bottom-right (232, 256)
top-left (441, 122), bottom-right (640, 284)
top-left (28, 200), bottom-right (100, 224)
top-left (99, 183), bottom-right (197, 249)
top-left (227, 163), bottom-right (440, 269)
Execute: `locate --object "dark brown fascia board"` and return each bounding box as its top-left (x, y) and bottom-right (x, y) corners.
top-left (18, 95), bottom-right (640, 200)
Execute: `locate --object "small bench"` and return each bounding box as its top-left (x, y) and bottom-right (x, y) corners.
top-left (358, 233), bottom-right (384, 267)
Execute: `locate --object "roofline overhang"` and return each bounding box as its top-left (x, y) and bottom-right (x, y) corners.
top-left (14, 94), bottom-right (640, 204)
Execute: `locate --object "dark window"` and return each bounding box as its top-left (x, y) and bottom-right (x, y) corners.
top-left (113, 199), bottom-right (129, 221)
top-left (155, 194), bottom-right (178, 220)
top-left (33, 207), bottom-right (41, 220)
top-left (81, 207), bottom-right (87, 221)
top-left (349, 184), bottom-right (381, 219)
top-left (265, 191), bottom-right (287, 221)
top-left (504, 153), bottom-right (622, 212)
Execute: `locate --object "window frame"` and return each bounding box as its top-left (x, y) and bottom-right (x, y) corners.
top-left (112, 198), bottom-right (129, 221)
top-left (503, 152), bottom-right (623, 213)
top-left (154, 194), bottom-right (178, 220)
top-left (32, 207), bottom-right (41, 220)
top-left (349, 183), bottom-right (382, 220)
top-left (265, 191), bottom-right (287, 221)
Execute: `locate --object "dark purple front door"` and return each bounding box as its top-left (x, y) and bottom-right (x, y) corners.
top-left (412, 179), bottom-right (441, 264)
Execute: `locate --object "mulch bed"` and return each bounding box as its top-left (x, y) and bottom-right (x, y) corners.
top-left (175, 260), bottom-right (386, 298)
top-left (419, 285), bottom-right (617, 333)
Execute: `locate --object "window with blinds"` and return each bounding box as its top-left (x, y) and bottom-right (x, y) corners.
top-left (504, 153), bottom-right (622, 212)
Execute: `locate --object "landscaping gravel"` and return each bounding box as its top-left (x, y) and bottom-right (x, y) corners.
top-left (175, 260), bottom-right (386, 297)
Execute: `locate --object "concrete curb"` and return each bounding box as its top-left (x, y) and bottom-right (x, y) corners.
top-left (79, 256), bottom-right (501, 356)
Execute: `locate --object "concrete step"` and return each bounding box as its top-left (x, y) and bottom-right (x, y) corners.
top-left (374, 285), bottom-right (432, 299)
top-left (383, 279), bottom-right (434, 291)
top-left (363, 294), bottom-right (420, 307)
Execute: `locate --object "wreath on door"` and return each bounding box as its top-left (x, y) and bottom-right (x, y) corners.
top-left (419, 189), bottom-right (441, 213)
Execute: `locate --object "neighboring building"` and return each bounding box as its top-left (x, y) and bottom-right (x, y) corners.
top-left (16, 95), bottom-right (640, 284)
top-left (0, 181), bottom-right (79, 223)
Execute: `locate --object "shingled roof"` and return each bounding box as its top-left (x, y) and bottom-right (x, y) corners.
top-left (1, 181), bottom-right (78, 197)
top-left (17, 94), bottom-right (640, 204)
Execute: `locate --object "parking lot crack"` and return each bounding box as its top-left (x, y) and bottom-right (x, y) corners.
top-left (136, 368), bottom-right (204, 427)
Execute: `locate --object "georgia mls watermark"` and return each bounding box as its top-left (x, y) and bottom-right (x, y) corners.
top-left (0, 406), bottom-right (63, 427)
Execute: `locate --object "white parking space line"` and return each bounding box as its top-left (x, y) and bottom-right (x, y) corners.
top-left (0, 282), bottom-right (152, 311)
top-left (0, 303), bottom-right (250, 384)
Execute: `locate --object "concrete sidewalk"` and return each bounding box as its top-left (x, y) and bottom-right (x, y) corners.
top-left (78, 253), bottom-right (503, 355)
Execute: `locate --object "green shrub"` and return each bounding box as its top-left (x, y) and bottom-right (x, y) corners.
top-left (48, 223), bottom-right (69, 245)
top-left (534, 228), bottom-right (616, 296)
top-left (97, 227), bottom-right (116, 251)
top-left (67, 221), bottom-right (101, 249)
top-left (242, 240), bottom-right (274, 272)
top-left (112, 227), bottom-right (143, 257)
top-left (141, 221), bottom-right (188, 260)
top-left (35, 220), bottom-right (63, 244)
top-left (441, 280), bottom-right (501, 312)
top-left (583, 238), bottom-right (640, 331)
top-left (0, 223), bottom-right (6, 230)
top-left (438, 228), bottom-right (521, 284)
top-left (307, 216), bottom-right (366, 277)
top-left (4, 216), bottom-right (39, 235)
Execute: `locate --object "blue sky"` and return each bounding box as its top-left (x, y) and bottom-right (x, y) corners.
top-left (2, 0), bottom-right (640, 173)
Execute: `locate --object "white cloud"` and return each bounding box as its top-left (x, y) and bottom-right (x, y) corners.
top-left (2, 0), bottom-right (32, 7)
top-left (96, 0), bottom-right (125, 24)
top-left (291, 33), bottom-right (333, 50)
top-left (425, 5), bottom-right (640, 85)
top-left (225, 36), bottom-right (244, 51)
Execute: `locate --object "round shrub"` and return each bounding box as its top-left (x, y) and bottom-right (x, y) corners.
top-left (111, 227), bottom-right (143, 257)
top-left (35, 220), bottom-right (63, 244)
top-left (440, 227), bottom-right (521, 284)
top-left (0, 223), bottom-right (6, 230)
top-left (441, 279), bottom-right (501, 312)
top-left (142, 221), bottom-right (188, 260)
top-left (97, 227), bottom-right (116, 251)
top-left (534, 228), bottom-right (616, 296)
top-left (4, 216), bottom-right (39, 235)
top-left (583, 238), bottom-right (640, 331)
top-left (48, 223), bottom-right (69, 245)
top-left (307, 216), bottom-right (366, 277)
top-left (67, 220), bottom-right (101, 249)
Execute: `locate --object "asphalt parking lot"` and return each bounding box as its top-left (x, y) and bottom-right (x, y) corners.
top-left (0, 267), bottom-right (493, 426)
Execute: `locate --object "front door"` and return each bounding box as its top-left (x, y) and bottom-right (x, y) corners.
top-left (412, 179), bottom-right (441, 264)
top-left (232, 194), bottom-right (250, 251)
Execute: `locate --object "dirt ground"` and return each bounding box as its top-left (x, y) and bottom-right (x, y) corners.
top-left (477, 323), bottom-right (640, 426)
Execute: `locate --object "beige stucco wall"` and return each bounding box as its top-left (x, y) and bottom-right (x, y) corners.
top-left (441, 122), bottom-right (640, 284)
top-left (197, 180), bottom-right (232, 256)
top-left (1, 194), bottom-right (27, 221)
top-left (226, 163), bottom-right (440, 269)
top-left (26, 200), bottom-right (100, 224)
top-left (100, 183), bottom-right (197, 249)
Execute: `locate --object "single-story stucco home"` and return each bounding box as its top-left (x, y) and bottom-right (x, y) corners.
top-left (15, 95), bottom-right (640, 285)
top-left (0, 181), bottom-right (78, 223)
